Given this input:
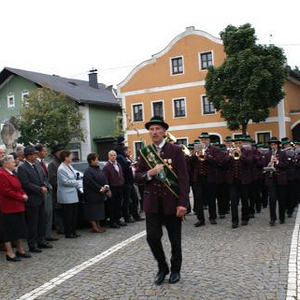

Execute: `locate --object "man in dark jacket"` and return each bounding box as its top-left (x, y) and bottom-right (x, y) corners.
top-left (103, 150), bottom-right (126, 228)
top-left (18, 146), bottom-right (50, 252)
top-left (48, 145), bottom-right (64, 234)
top-left (135, 116), bottom-right (189, 285)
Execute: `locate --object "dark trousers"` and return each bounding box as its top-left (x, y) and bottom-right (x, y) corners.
top-left (268, 183), bottom-right (286, 222)
top-left (122, 184), bottom-right (131, 221)
top-left (110, 186), bottom-right (123, 224)
top-left (216, 183), bottom-right (226, 216)
top-left (62, 203), bottom-right (78, 237)
top-left (146, 213), bottom-right (182, 272)
top-left (229, 181), bottom-right (250, 224)
top-left (195, 176), bottom-right (217, 221)
top-left (258, 178), bottom-right (268, 208)
top-left (249, 180), bottom-right (261, 214)
top-left (286, 180), bottom-right (296, 216)
top-left (26, 202), bottom-right (46, 248)
top-left (129, 184), bottom-right (140, 219)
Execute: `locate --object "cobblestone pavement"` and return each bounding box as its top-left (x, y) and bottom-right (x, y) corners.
top-left (0, 208), bottom-right (296, 300)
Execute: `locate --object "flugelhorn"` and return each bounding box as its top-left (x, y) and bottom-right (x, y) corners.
top-left (165, 132), bottom-right (191, 156)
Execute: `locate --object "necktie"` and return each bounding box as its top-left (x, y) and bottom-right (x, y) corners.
top-left (40, 160), bottom-right (48, 177)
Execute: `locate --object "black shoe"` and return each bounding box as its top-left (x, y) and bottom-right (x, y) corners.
top-left (269, 220), bottom-right (275, 226)
top-left (194, 221), bottom-right (205, 227)
top-left (46, 237), bottom-right (59, 242)
top-left (169, 272), bottom-right (180, 284)
top-left (38, 242), bottom-right (53, 249)
top-left (249, 214), bottom-right (255, 219)
top-left (154, 269), bottom-right (169, 285)
top-left (56, 230), bottom-right (64, 235)
top-left (16, 251), bottom-right (31, 258)
top-left (219, 215), bottom-right (225, 219)
top-left (29, 247), bottom-right (42, 253)
top-left (241, 220), bottom-right (248, 226)
top-left (110, 223), bottom-right (120, 229)
top-left (280, 220), bottom-right (285, 224)
top-left (232, 223), bottom-right (238, 229)
top-left (117, 221), bottom-right (127, 227)
top-left (256, 210), bottom-right (261, 213)
top-left (134, 216), bottom-right (145, 222)
top-left (210, 219), bottom-right (217, 225)
top-left (288, 214), bottom-right (292, 218)
top-left (6, 255), bottom-right (21, 262)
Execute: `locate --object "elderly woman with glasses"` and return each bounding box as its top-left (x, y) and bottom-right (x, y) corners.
top-left (0, 155), bottom-right (31, 261)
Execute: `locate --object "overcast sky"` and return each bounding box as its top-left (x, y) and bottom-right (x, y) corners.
top-left (1, 0), bottom-right (299, 86)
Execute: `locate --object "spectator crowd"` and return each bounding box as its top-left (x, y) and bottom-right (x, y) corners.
top-left (0, 137), bottom-right (144, 262)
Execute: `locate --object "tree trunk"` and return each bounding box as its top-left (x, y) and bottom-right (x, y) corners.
top-left (242, 122), bottom-right (248, 135)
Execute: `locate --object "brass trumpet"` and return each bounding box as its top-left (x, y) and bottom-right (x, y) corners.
top-left (165, 132), bottom-right (191, 156)
top-left (229, 144), bottom-right (241, 160)
top-left (195, 143), bottom-right (207, 161)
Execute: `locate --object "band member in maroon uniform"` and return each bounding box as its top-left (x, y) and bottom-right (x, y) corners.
top-left (224, 136), bottom-right (253, 228)
top-left (264, 137), bottom-right (288, 226)
top-left (135, 116), bottom-right (189, 285)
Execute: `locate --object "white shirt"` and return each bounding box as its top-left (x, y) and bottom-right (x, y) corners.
top-left (109, 160), bottom-right (120, 173)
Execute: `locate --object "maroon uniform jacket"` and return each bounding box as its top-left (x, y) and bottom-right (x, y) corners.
top-left (252, 148), bottom-right (264, 181)
top-left (191, 145), bottom-right (222, 184)
top-left (295, 150), bottom-right (300, 181)
top-left (224, 147), bottom-right (254, 185)
top-left (103, 161), bottom-right (125, 187)
top-left (135, 142), bottom-right (189, 215)
top-left (264, 150), bottom-right (288, 186)
top-left (0, 168), bottom-right (26, 214)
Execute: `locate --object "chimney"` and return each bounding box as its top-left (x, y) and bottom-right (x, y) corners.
top-left (88, 68), bottom-right (98, 88)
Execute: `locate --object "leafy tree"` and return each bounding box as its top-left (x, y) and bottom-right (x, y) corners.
top-left (18, 87), bottom-right (84, 149)
top-left (205, 23), bottom-right (288, 134)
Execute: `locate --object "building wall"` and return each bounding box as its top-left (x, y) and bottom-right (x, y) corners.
top-left (119, 28), bottom-right (300, 155)
top-left (0, 75), bottom-right (36, 143)
top-left (88, 105), bottom-right (120, 152)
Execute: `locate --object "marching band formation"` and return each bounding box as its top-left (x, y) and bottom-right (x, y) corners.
top-left (182, 133), bottom-right (300, 228)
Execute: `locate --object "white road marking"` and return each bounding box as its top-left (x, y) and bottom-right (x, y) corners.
top-left (286, 208), bottom-right (300, 300)
top-left (17, 230), bottom-right (146, 300)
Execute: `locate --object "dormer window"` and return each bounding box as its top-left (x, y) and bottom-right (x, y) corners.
top-left (171, 57), bottom-right (183, 75)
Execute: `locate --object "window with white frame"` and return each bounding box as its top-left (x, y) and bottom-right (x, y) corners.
top-left (202, 96), bottom-right (215, 114)
top-left (257, 132), bottom-right (271, 144)
top-left (152, 101), bottom-right (164, 118)
top-left (134, 141), bottom-right (144, 159)
top-left (200, 51), bottom-right (213, 70)
top-left (173, 98), bottom-right (186, 118)
top-left (7, 94), bottom-right (15, 108)
top-left (132, 104), bottom-right (143, 122)
top-left (176, 138), bottom-right (188, 146)
top-left (171, 57), bottom-right (183, 75)
top-left (22, 91), bottom-right (29, 106)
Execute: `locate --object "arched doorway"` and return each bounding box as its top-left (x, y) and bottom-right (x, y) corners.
top-left (292, 121), bottom-right (300, 141)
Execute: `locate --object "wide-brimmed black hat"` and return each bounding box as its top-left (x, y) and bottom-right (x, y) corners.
top-left (224, 136), bottom-right (233, 142)
top-left (117, 135), bottom-right (125, 144)
top-left (199, 132), bottom-right (210, 139)
top-left (24, 145), bottom-right (38, 156)
top-left (51, 144), bottom-right (65, 154)
top-left (281, 137), bottom-right (291, 145)
top-left (294, 140), bottom-right (300, 145)
top-left (145, 116), bottom-right (169, 130)
top-left (268, 137), bottom-right (281, 144)
top-left (187, 143), bottom-right (194, 149)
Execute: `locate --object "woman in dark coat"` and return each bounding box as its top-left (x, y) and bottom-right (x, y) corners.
top-left (83, 153), bottom-right (111, 233)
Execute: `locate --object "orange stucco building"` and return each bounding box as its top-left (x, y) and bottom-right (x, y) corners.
top-left (118, 26), bottom-right (300, 158)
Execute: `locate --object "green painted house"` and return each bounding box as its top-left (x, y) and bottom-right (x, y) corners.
top-left (0, 67), bottom-right (121, 160)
